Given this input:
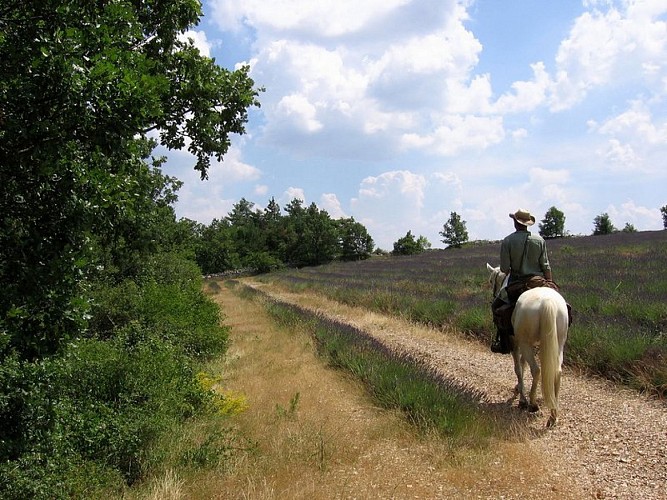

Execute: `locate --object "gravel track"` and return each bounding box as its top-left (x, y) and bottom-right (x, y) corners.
top-left (243, 280), bottom-right (667, 500)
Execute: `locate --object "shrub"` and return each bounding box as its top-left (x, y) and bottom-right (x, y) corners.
top-left (0, 252), bottom-right (230, 496)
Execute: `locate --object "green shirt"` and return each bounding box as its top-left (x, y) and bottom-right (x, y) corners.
top-left (500, 229), bottom-right (550, 280)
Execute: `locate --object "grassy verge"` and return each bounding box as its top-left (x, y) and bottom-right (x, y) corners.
top-left (241, 284), bottom-right (496, 446)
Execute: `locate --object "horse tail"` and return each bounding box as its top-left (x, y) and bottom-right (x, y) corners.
top-left (539, 298), bottom-right (560, 411)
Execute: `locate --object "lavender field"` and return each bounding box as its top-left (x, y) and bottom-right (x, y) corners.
top-left (258, 230), bottom-right (667, 397)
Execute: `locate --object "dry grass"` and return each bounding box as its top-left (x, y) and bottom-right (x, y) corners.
top-left (134, 281), bottom-right (580, 499)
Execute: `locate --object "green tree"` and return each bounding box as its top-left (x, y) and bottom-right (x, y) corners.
top-left (622, 222), bottom-right (637, 233)
top-left (262, 197), bottom-right (285, 260)
top-left (301, 203), bottom-right (339, 266)
top-left (539, 206), bottom-right (566, 239)
top-left (226, 198), bottom-right (266, 264)
top-left (0, 0), bottom-right (260, 359)
top-left (195, 218), bottom-right (241, 274)
top-left (593, 213), bottom-right (616, 235)
top-left (392, 231), bottom-right (430, 255)
top-left (337, 217), bottom-right (375, 261)
top-left (439, 212), bottom-right (469, 248)
top-left (280, 200), bottom-right (338, 266)
top-left (660, 205), bottom-right (667, 229)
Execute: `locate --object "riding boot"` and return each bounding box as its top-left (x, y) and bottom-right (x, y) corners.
top-left (491, 327), bottom-right (512, 354)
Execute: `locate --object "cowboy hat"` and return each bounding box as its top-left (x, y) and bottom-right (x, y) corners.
top-left (509, 208), bottom-right (536, 226)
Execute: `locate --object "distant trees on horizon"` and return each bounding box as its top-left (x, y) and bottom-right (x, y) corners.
top-left (194, 197), bottom-right (375, 274)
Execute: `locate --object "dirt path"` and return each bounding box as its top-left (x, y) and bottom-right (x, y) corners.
top-left (232, 280), bottom-right (667, 500)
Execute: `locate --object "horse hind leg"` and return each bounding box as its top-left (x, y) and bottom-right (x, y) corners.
top-left (526, 352), bottom-right (540, 413)
top-left (546, 368), bottom-right (562, 427)
top-left (547, 409), bottom-right (558, 427)
top-left (512, 352), bottom-right (529, 408)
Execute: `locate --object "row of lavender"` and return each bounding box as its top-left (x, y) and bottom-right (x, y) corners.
top-left (259, 231), bottom-right (667, 397)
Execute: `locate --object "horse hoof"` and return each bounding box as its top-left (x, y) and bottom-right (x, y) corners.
top-left (546, 416), bottom-right (558, 427)
top-left (518, 400), bottom-right (528, 410)
top-left (528, 403), bottom-right (539, 413)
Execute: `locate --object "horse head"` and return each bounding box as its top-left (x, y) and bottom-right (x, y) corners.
top-left (486, 263), bottom-right (506, 299)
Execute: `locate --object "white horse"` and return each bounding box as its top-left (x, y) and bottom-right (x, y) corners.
top-left (486, 263), bottom-right (569, 427)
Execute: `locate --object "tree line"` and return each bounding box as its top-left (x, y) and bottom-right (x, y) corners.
top-left (190, 197), bottom-right (374, 274)
top-left (432, 205), bottom-right (667, 252)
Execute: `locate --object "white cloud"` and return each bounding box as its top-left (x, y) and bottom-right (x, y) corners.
top-left (401, 114), bottom-right (505, 155)
top-left (432, 171), bottom-right (462, 190)
top-left (277, 93), bottom-right (323, 132)
top-left (281, 187), bottom-right (306, 206)
top-left (607, 200), bottom-right (663, 230)
top-left (179, 30), bottom-right (212, 57)
top-left (164, 1), bottom-right (667, 245)
top-left (493, 62), bottom-right (551, 114)
top-left (528, 167), bottom-right (570, 186)
top-left (597, 100), bottom-right (667, 144)
top-left (550, 2), bottom-right (667, 110)
top-left (598, 139), bottom-right (641, 170)
top-left (351, 170), bottom-right (428, 248)
top-left (320, 193), bottom-right (346, 218)
top-left (209, 146), bottom-right (261, 182)
top-left (210, 0), bottom-right (414, 37)
top-left (212, 0), bottom-right (506, 159)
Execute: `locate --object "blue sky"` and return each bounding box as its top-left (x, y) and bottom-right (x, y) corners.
top-left (161, 0), bottom-right (667, 250)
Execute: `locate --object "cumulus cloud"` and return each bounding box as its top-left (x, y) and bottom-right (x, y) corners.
top-left (549, 2), bottom-right (667, 110)
top-left (209, 0), bottom-right (505, 159)
top-left (493, 62), bottom-right (551, 114)
top-left (320, 193), bottom-right (346, 218)
top-left (598, 138), bottom-right (641, 171)
top-left (607, 200), bottom-right (663, 230)
top-left (179, 30), bottom-right (212, 57)
top-left (401, 115), bottom-right (505, 155)
top-left (281, 186), bottom-right (306, 205)
top-left (208, 146), bottom-right (261, 182)
top-left (351, 170), bottom-right (428, 248)
top-left (597, 101), bottom-right (667, 144)
top-left (209, 0), bottom-right (415, 37)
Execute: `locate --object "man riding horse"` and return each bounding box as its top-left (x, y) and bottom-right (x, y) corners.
top-left (491, 208), bottom-right (557, 354)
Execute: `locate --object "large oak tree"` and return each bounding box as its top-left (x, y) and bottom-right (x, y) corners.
top-left (0, 0), bottom-right (261, 358)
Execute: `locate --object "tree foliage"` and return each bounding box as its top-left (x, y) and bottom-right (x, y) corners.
top-left (0, 0), bottom-right (260, 359)
top-left (439, 212), bottom-right (469, 248)
top-left (392, 231), bottom-right (431, 256)
top-left (661, 205), bottom-right (667, 229)
top-left (593, 213), bottom-right (616, 235)
top-left (337, 217), bottom-right (375, 261)
top-left (539, 206), bottom-right (566, 239)
top-left (193, 198), bottom-right (375, 272)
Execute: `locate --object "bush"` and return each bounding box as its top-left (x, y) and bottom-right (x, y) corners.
top-left (0, 253), bottom-right (230, 496)
top-left (89, 253), bottom-right (229, 359)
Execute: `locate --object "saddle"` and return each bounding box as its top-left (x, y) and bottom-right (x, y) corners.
top-left (494, 276), bottom-right (573, 332)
